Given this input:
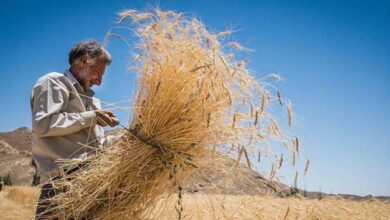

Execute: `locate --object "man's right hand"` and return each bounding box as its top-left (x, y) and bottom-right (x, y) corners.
top-left (95, 110), bottom-right (120, 127)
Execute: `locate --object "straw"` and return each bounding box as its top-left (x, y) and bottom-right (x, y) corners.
top-left (40, 8), bottom-right (299, 219)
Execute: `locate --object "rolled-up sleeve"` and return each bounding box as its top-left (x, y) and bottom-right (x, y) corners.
top-left (31, 77), bottom-right (97, 137)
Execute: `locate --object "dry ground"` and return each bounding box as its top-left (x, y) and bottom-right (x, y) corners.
top-left (1, 186), bottom-right (389, 220)
top-left (0, 186), bottom-right (40, 220)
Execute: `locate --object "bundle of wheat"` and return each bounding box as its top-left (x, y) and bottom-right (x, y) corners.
top-left (41, 8), bottom-right (299, 219)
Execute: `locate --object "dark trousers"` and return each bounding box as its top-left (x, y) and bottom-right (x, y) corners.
top-left (35, 182), bottom-right (58, 220)
top-left (35, 164), bottom-right (88, 220)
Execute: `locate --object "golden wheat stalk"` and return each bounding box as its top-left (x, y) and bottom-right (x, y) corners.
top-left (40, 8), bottom-right (301, 219)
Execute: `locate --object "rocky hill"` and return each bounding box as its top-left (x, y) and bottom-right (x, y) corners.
top-left (0, 127), bottom-right (289, 196)
top-left (0, 127), bottom-right (34, 186)
top-left (0, 127), bottom-right (32, 153)
top-left (1, 127), bottom-right (389, 201)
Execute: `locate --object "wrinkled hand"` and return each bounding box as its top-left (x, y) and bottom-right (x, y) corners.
top-left (95, 110), bottom-right (120, 127)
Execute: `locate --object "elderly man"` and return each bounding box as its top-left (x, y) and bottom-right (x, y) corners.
top-left (31, 40), bottom-right (119, 219)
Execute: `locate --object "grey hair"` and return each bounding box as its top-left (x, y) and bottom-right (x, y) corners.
top-left (68, 40), bottom-right (112, 65)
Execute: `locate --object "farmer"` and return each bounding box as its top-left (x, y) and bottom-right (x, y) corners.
top-left (30, 40), bottom-right (119, 219)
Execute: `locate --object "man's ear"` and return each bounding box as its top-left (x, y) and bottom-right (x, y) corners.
top-left (80, 55), bottom-right (89, 67)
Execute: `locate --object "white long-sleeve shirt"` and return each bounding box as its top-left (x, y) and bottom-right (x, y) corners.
top-left (30, 70), bottom-right (105, 182)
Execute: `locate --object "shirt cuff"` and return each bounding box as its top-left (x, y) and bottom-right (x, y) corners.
top-left (80, 111), bottom-right (97, 127)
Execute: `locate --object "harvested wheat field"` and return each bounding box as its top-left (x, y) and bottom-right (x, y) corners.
top-left (1, 2), bottom-right (389, 220)
top-left (0, 186), bottom-right (40, 220)
top-left (2, 6), bottom-right (387, 220)
top-left (1, 186), bottom-right (389, 220)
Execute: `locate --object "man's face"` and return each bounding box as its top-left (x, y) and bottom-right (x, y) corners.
top-left (78, 59), bottom-right (107, 91)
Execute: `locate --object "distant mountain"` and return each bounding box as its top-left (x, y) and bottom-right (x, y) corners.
top-left (0, 127), bottom-right (289, 195)
top-left (0, 127), bottom-right (389, 201)
top-left (0, 139), bottom-right (20, 155)
top-left (0, 128), bottom-right (34, 185)
top-left (0, 127), bottom-right (32, 153)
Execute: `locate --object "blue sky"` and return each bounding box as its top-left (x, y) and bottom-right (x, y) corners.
top-left (0, 0), bottom-right (389, 196)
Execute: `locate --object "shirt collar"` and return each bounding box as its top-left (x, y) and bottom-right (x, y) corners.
top-left (64, 69), bottom-right (79, 85)
top-left (64, 69), bottom-right (95, 96)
